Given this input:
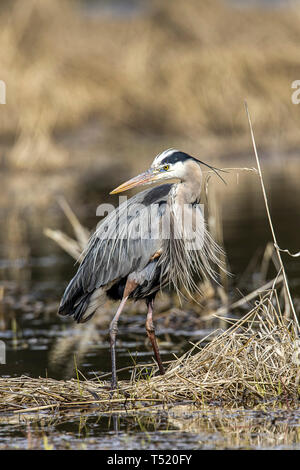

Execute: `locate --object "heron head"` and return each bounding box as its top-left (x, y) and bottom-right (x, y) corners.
top-left (110, 149), bottom-right (225, 194)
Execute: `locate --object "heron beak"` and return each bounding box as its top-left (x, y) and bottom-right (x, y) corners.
top-left (110, 169), bottom-right (158, 194)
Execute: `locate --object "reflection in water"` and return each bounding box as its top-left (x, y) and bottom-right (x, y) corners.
top-left (1, 405), bottom-right (300, 450)
top-left (168, 405), bottom-right (300, 450)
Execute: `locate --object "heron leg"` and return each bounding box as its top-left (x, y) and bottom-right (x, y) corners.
top-left (146, 299), bottom-right (165, 375)
top-left (109, 279), bottom-right (138, 392)
top-left (110, 296), bottom-right (128, 391)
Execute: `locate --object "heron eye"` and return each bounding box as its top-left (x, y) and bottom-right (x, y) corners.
top-left (162, 165), bottom-right (169, 171)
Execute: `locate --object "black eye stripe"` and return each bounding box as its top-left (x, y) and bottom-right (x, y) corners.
top-left (160, 151), bottom-right (194, 166)
top-left (157, 150), bottom-right (227, 184)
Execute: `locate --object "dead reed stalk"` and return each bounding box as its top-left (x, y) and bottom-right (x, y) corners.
top-left (245, 102), bottom-right (300, 334)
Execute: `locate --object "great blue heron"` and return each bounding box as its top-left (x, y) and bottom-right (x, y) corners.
top-left (59, 149), bottom-right (226, 390)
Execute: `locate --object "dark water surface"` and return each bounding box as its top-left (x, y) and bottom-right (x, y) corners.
top-left (0, 156), bottom-right (300, 449)
top-left (1, 406), bottom-right (300, 450)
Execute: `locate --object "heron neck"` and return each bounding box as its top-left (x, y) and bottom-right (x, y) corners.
top-left (176, 164), bottom-right (202, 204)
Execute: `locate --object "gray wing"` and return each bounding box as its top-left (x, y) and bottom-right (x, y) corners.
top-left (59, 184), bottom-right (172, 319)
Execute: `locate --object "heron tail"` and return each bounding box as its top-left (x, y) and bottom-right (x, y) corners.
top-left (58, 275), bottom-right (99, 323)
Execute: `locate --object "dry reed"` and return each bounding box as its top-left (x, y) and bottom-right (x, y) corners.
top-left (0, 285), bottom-right (299, 416)
top-left (2, 0), bottom-right (300, 170)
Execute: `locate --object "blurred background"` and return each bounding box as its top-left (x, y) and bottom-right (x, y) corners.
top-left (0, 0), bottom-right (300, 381)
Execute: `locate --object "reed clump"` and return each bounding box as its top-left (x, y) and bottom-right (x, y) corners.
top-left (133, 289), bottom-right (300, 407)
top-left (0, 286), bottom-right (299, 416)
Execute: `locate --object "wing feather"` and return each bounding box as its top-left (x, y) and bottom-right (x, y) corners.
top-left (59, 184), bottom-right (172, 317)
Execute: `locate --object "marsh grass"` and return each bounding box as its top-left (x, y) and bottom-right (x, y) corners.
top-left (0, 283), bottom-right (299, 415)
top-left (2, 0), bottom-right (300, 170)
top-left (133, 287), bottom-right (300, 407)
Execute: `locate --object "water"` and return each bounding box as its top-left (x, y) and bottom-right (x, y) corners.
top-left (0, 155), bottom-right (300, 449)
top-left (80, 0), bottom-right (147, 18)
top-left (1, 406), bottom-right (300, 450)
top-left (79, 0), bottom-right (287, 19)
